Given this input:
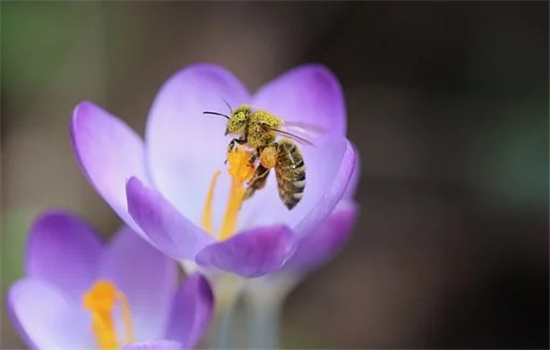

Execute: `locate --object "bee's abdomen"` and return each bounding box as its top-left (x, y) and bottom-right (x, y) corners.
top-left (275, 139), bottom-right (306, 210)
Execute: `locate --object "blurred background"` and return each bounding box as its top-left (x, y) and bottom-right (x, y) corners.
top-left (1, 2), bottom-right (548, 349)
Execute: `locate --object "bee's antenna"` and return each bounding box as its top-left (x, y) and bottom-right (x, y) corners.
top-left (222, 99), bottom-right (233, 114)
top-left (203, 111), bottom-right (229, 119)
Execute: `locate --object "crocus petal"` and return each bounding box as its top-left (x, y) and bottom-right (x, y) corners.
top-left (166, 274), bottom-right (213, 349)
top-left (126, 177), bottom-right (215, 260)
top-left (253, 64), bottom-right (346, 139)
top-left (241, 138), bottom-right (356, 236)
top-left (71, 101), bottom-right (151, 235)
top-left (196, 226), bottom-right (297, 277)
top-left (123, 340), bottom-right (184, 350)
top-left (146, 64), bottom-right (251, 227)
top-left (283, 200), bottom-right (358, 272)
top-left (343, 143), bottom-right (361, 199)
top-left (25, 210), bottom-right (102, 300)
top-left (293, 139), bottom-right (356, 235)
top-left (99, 226), bottom-right (178, 342)
top-left (8, 278), bottom-right (94, 349)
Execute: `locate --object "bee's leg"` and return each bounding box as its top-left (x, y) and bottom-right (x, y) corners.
top-left (243, 165), bottom-right (270, 201)
top-left (248, 148), bottom-right (262, 166)
top-left (248, 165), bottom-right (270, 187)
top-left (227, 138), bottom-right (246, 153)
top-left (226, 138), bottom-right (247, 164)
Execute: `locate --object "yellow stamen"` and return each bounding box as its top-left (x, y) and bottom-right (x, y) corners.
top-left (219, 150), bottom-right (255, 240)
top-left (201, 150), bottom-right (255, 241)
top-left (202, 170), bottom-right (221, 234)
top-left (82, 280), bottom-right (135, 350)
top-left (117, 291), bottom-right (135, 346)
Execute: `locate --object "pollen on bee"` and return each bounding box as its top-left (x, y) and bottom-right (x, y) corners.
top-left (260, 146), bottom-right (278, 169)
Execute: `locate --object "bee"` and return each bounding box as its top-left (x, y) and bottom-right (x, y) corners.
top-left (203, 104), bottom-right (317, 210)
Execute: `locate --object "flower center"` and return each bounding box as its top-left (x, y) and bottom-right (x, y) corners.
top-left (201, 149), bottom-right (255, 240)
top-left (82, 280), bottom-right (135, 350)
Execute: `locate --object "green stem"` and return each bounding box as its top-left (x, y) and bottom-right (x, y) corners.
top-left (244, 275), bottom-right (300, 349)
top-left (201, 271), bottom-right (246, 349)
top-left (217, 303), bottom-right (235, 349)
top-left (247, 294), bottom-right (282, 349)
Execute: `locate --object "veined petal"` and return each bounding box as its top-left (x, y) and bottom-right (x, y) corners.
top-left (25, 210), bottom-right (102, 300)
top-left (283, 200), bottom-right (358, 272)
top-left (8, 278), bottom-right (94, 349)
top-left (71, 101), bottom-right (151, 236)
top-left (195, 226), bottom-right (297, 278)
top-left (126, 177), bottom-right (215, 260)
top-left (146, 64), bottom-right (251, 228)
top-left (253, 64), bottom-right (346, 139)
top-left (99, 226), bottom-right (178, 342)
top-left (123, 340), bottom-right (184, 350)
top-left (166, 274), bottom-right (213, 349)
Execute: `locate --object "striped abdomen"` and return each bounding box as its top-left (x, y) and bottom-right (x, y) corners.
top-left (275, 139), bottom-right (306, 210)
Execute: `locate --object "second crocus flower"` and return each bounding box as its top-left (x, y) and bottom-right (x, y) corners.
top-left (8, 211), bottom-right (213, 350)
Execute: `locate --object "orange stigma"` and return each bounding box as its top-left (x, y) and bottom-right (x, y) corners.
top-left (201, 149), bottom-right (255, 240)
top-left (82, 280), bottom-right (135, 350)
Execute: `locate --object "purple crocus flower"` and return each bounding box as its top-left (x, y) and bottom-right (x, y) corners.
top-left (71, 63), bottom-right (356, 278)
top-left (7, 211), bottom-right (213, 350)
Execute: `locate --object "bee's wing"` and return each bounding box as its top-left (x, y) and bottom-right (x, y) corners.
top-left (267, 122), bottom-right (327, 147)
top-left (265, 127), bottom-right (315, 147)
top-left (280, 121), bottom-right (328, 136)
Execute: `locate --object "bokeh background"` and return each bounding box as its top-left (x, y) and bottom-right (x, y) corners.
top-left (1, 2), bottom-right (548, 349)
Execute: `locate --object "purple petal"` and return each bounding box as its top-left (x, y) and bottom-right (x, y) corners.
top-left (293, 139), bottom-right (357, 235)
top-left (343, 143), bottom-right (361, 199)
top-left (166, 274), bottom-right (214, 349)
top-left (123, 340), bottom-right (184, 350)
top-left (145, 64), bottom-right (251, 227)
top-left (241, 138), bottom-right (356, 236)
top-left (126, 177), bottom-right (215, 260)
top-left (99, 226), bottom-right (178, 342)
top-left (284, 200), bottom-right (358, 272)
top-left (71, 101), bottom-right (151, 235)
top-left (196, 226), bottom-right (297, 277)
top-left (25, 210), bottom-right (102, 300)
top-left (253, 64), bottom-right (346, 138)
top-left (7, 278), bottom-right (94, 349)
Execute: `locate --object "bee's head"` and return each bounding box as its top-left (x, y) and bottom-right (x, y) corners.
top-left (226, 105), bottom-right (250, 136)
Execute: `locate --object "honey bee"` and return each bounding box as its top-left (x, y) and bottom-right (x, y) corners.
top-left (203, 104), bottom-right (318, 210)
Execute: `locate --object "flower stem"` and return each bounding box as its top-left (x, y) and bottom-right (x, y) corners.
top-left (243, 275), bottom-right (301, 349)
top-left (216, 303), bottom-right (235, 349)
top-left (247, 294), bottom-right (282, 349)
top-left (202, 272), bottom-right (246, 349)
